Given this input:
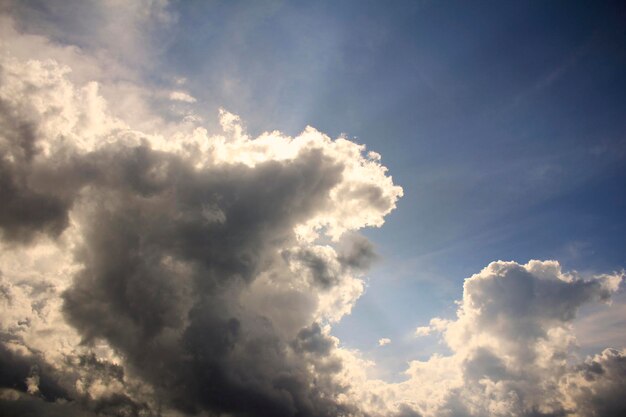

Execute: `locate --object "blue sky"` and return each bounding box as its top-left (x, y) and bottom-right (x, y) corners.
top-left (105, 0), bottom-right (626, 376)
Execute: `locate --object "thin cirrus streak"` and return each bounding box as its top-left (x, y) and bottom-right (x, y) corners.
top-left (0, 3), bottom-right (625, 417)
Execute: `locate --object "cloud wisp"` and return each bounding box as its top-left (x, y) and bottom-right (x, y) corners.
top-left (0, 5), bottom-right (625, 417)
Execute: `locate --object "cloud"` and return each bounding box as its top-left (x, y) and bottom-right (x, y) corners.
top-left (1, 5), bottom-right (625, 417)
top-left (415, 318), bottom-right (449, 337)
top-left (414, 327), bottom-right (431, 337)
top-left (343, 260), bottom-right (626, 417)
top-left (169, 90), bottom-right (197, 103)
top-left (378, 338), bottom-right (391, 347)
top-left (0, 40), bottom-right (401, 416)
top-left (561, 347), bottom-right (626, 417)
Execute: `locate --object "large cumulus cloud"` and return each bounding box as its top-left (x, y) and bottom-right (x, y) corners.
top-left (0, 31), bottom-right (401, 416)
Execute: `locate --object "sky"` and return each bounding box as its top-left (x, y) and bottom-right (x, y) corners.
top-left (0, 1), bottom-right (625, 417)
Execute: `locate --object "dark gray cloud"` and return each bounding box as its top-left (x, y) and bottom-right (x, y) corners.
top-left (0, 342), bottom-right (69, 402)
top-left (0, 99), bottom-right (76, 243)
top-left (0, 389), bottom-right (152, 417)
top-left (292, 323), bottom-right (334, 356)
top-left (283, 247), bottom-right (342, 288)
top-left (281, 234), bottom-right (376, 289)
top-left (0, 340), bottom-right (153, 417)
top-left (337, 234), bottom-right (377, 272)
top-left (0, 392), bottom-right (97, 417)
top-left (566, 348), bottom-right (626, 417)
top-left (58, 145), bottom-right (358, 416)
top-left (0, 131), bottom-right (361, 416)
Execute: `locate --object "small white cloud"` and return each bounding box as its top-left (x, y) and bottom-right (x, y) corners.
top-left (415, 318), bottom-right (448, 337)
top-left (169, 90), bottom-right (197, 103)
top-left (378, 338), bottom-right (391, 346)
